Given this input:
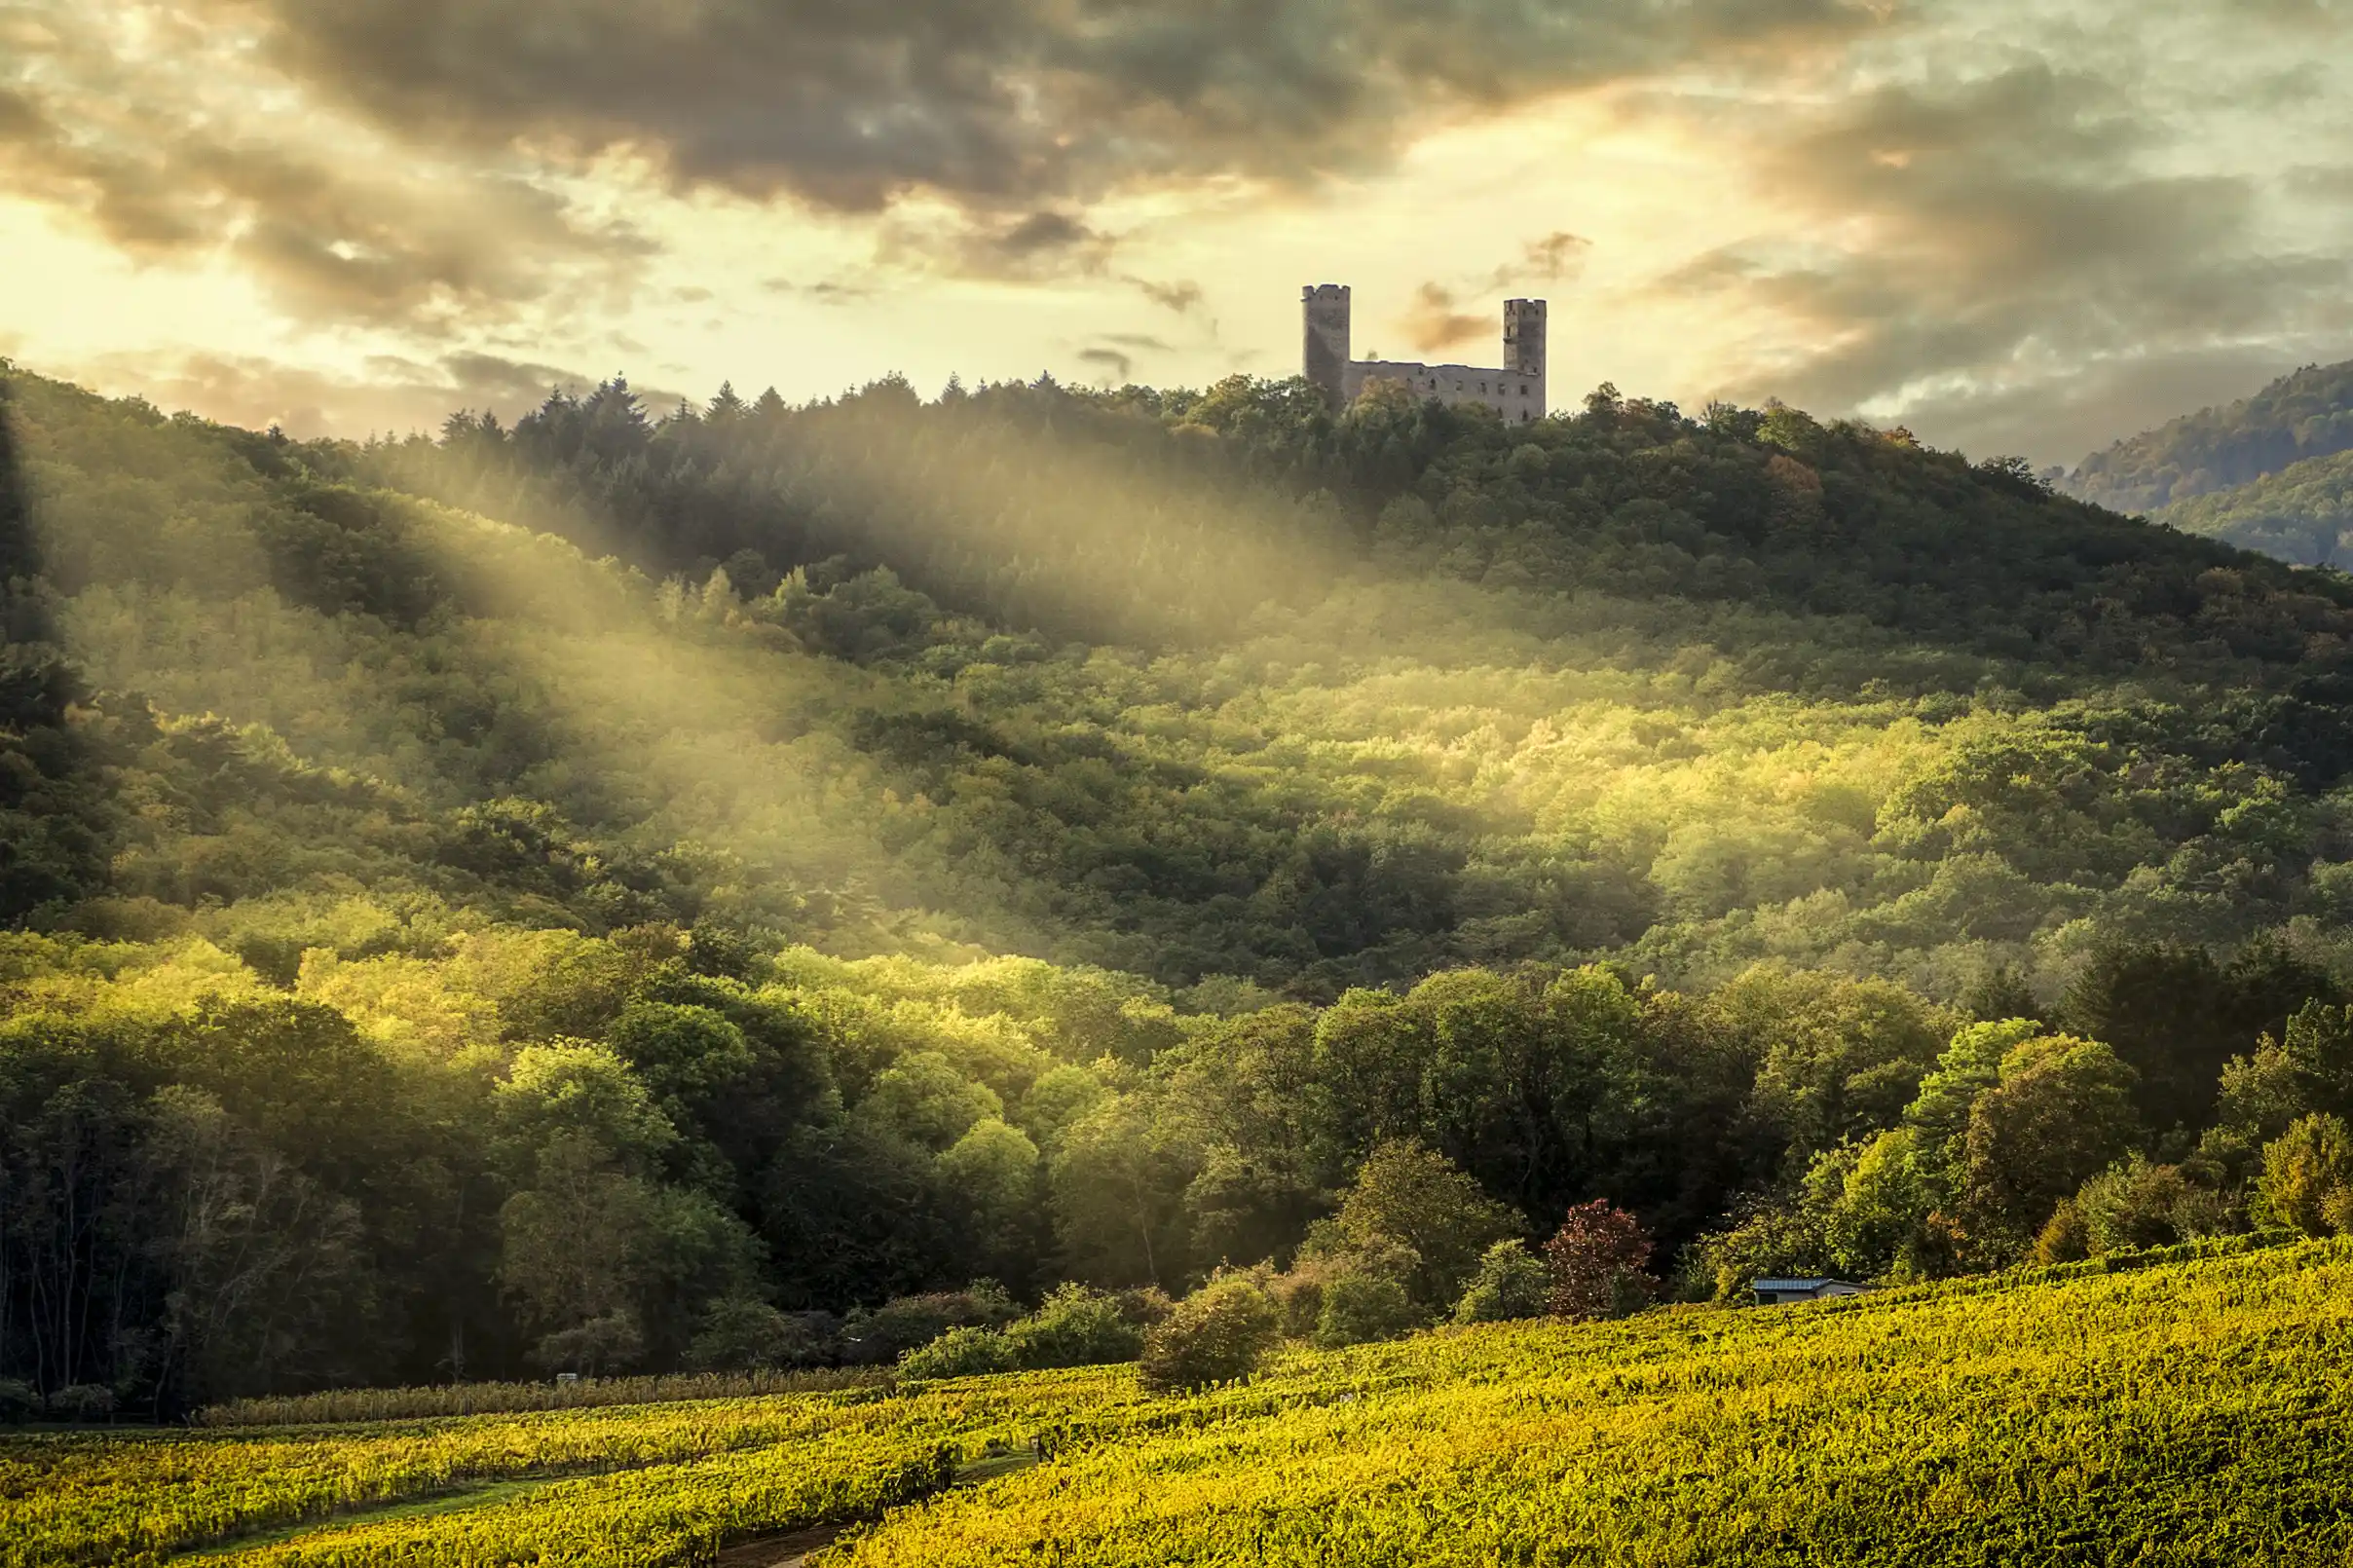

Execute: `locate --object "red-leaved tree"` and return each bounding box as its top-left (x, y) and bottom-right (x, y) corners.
top-left (1543, 1201), bottom-right (1656, 1320)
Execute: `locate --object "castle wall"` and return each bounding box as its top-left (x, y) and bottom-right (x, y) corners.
top-left (1346, 358), bottom-right (1545, 424)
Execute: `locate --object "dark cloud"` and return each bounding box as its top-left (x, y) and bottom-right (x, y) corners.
top-left (1871, 344), bottom-right (2323, 473)
top-left (1132, 279), bottom-right (1206, 315)
top-left (761, 277), bottom-right (880, 305)
top-left (1102, 333), bottom-right (1175, 353)
top-left (1403, 281), bottom-right (1490, 354)
top-left (1398, 235), bottom-right (1586, 355)
top-left (1662, 59), bottom-right (2353, 462)
top-left (211, 0), bottom-right (1877, 217)
top-left (0, 9), bottom-right (652, 333)
top-left (1499, 231), bottom-right (1590, 288)
top-left (874, 207), bottom-right (1116, 280)
top-left (1078, 346), bottom-right (1136, 382)
top-left (2287, 164), bottom-right (2353, 201)
top-left (993, 211), bottom-right (1096, 257)
top-left (961, 210), bottom-right (1115, 277)
top-left (0, 86), bottom-right (47, 142)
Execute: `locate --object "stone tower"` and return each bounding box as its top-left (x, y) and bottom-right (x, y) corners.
top-left (1302, 284), bottom-right (1352, 408)
top-left (1504, 298), bottom-right (1548, 383)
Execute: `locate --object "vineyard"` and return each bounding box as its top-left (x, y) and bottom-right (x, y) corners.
top-left (12, 1240), bottom-right (2353, 1566)
top-left (194, 1370), bottom-right (888, 1430)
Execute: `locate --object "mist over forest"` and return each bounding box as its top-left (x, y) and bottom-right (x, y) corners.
top-left (11, 356), bottom-right (2353, 1415)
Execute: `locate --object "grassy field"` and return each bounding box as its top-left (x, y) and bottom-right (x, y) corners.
top-left (11, 1240), bottom-right (2353, 1567)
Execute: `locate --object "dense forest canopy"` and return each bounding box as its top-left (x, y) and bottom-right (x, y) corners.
top-left (9, 356), bottom-right (2353, 1414)
top-left (2065, 357), bottom-right (2353, 515)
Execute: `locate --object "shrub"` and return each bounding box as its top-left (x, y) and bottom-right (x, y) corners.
top-left (1544, 1201), bottom-right (1657, 1320)
top-left (1111, 1286), bottom-right (1175, 1328)
top-left (2260, 1113), bottom-right (2353, 1238)
top-left (1003, 1285), bottom-right (1144, 1369)
top-left (1681, 1201), bottom-right (1834, 1303)
top-left (841, 1282), bottom-right (1021, 1364)
top-left (2033, 1199), bottom-right (2092, 1264)
top-left (1274, 1235), bottom-right (1418, 1340)
top-left (2074, 1155), bottom-right (2238, 1254)
top-left (0, 1380), bottom-right (35, 1424)
top-left (1314, 1271), bottom-right (1421, 1348)
top-left (49, 1384), bottom-right (117, 1423)
top-left (1139, 1277), bottom-right (1281, 1393)
top-left (1268, 1265), bottom-right (1330, 1339)
top-left (898, 1325), bottom-right (1016, 1380)
top-left (687, 1297), bottom-right (823, 1370)
top-left (531, 1311), bottom-right (644, 1376)
top-left (1454, 1239), bottom-right (1551, 1324)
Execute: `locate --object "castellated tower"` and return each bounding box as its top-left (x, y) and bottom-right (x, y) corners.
top-left (1505, 298), bottom-right (1548, 385)
top-left (1302, 284), bottom-right (1353, 409)
top-left (1301, 285), bottom-right (1549, 422)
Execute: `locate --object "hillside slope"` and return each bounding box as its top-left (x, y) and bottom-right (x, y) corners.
top-left (2066, 358), bottom-right (2353, 515)
top-left (13, 359), bottom-right (2353, 1412)
top-left (10, 1237), bottom-right (2352, 1567)
top-left (839, 1238), bottom-right (2353, 1568)
top-left (2158, 446), bottom-right (2353, 567)
top-left (16, 363), bottom-right (2353, 992)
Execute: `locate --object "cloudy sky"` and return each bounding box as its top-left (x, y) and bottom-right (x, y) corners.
top-left (3, 0), bottom-right (2348, 464)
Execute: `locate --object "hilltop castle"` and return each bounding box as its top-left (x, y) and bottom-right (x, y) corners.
top-left (1303, 285), bottom-right (1547, 421)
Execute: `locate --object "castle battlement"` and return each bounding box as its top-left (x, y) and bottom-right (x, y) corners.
top-left (1302, 285), bottom-right (1547, 422)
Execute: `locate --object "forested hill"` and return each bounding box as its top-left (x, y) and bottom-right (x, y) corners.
top-left (2159, 447), bottom-right (2353, 568)
top-left (12, 356), bottom-right (2353, 1413)
top-left (15, 363), bottom-right (2353, 988)
top-left (2064, 357), bottom-right (2353, 515)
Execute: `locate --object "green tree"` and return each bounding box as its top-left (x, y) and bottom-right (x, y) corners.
top-left (1906, 1020), bottom-right (2043, 1152)
top-left (1049, 1095), bottom-right (1198, 1288)
top-left (1711, 967), bottom-right (1951, 1167)
top-left (687, 1297), bottom-right (816, 1370)
top-left (898, 1325), bottom-right (1014, 1379)
top-left (1331, 1139), bottom-right (1520, 1310)
top-left (2258, 1113), bottom-right (2353, 1238)
top-left (859, 1051), bottom-right (1002, 1151)
top-left (1812, 1128), bottom-right (1941, 1281)
top-left (2281, 1001), bottom-right (2353, 1120)
top-left (937, 1118), bottom-right (1042, 1281)
top-left (142, 1085), bottom-right (371, 1402)
top-left (1314, 1271), bottom-right (1420, 1348)
top-left (2061, 942), bottom-right (2334, 1133)
top-left (1959, 1036), bottom-right (2140, 1260)
top-left (491, 1042), bottom-right (756, 1370)
top-left (1453, 1239), bottom-right (1550, 1324)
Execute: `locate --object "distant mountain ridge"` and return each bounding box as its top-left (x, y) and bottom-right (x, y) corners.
top-left (2157, 447), bottom-right (2353, 567)
top-left (2065, 358), bottom-right (2353, 515)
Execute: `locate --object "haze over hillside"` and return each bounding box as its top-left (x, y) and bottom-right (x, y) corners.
top-left (13, 1), bottom-right (2353, 1559)
top-left (2065, 358), bottom-right (2353, 516)
top-left (11, 357), bottom-right (2353, 1416)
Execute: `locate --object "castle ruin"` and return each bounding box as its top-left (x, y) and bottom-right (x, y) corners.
top-left (1303, 285), bottom-right (1547, 422)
